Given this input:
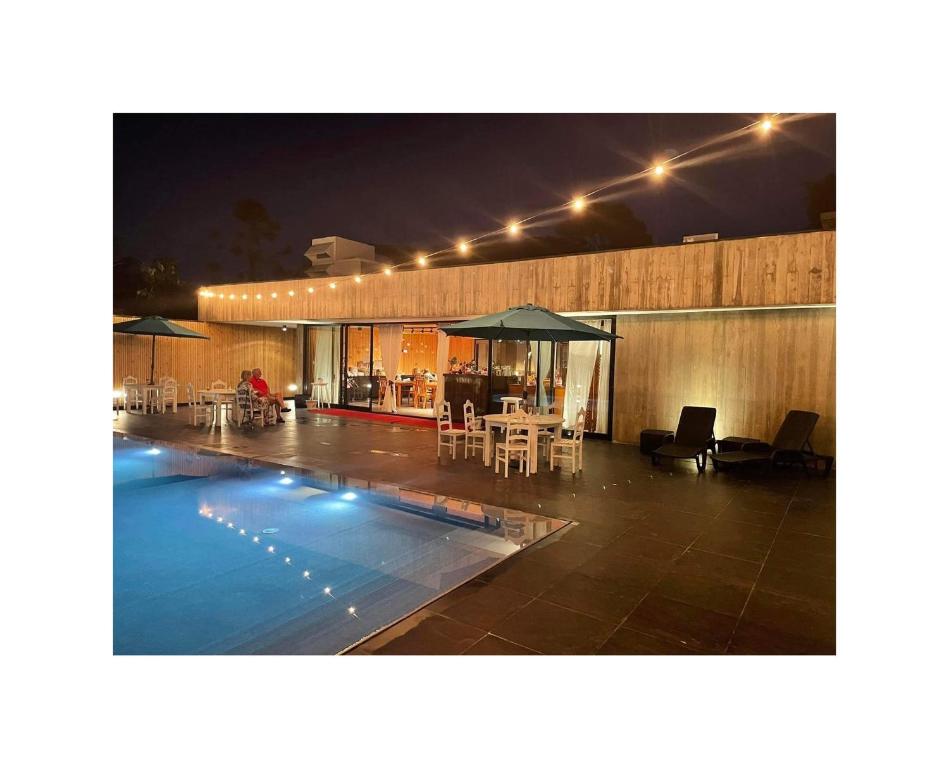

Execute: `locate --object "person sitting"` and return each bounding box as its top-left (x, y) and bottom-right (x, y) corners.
top-left (250, 367), bottom-right (289, 423)
top-left (237, 370), bottom-right (276, 426)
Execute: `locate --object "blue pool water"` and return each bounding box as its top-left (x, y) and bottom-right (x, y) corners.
top-left (113, 435), bottom-right (565, 654)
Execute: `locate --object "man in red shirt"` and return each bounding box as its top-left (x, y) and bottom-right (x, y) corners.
top-left (251, 368), bottom-right (290, 423)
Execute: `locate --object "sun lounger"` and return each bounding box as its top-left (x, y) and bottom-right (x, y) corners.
top-left (651, 406), bottom-right (717, 473)
top-left (711, 410), bottom-right (833, 476)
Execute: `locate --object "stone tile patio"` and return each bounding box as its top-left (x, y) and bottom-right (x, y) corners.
top-left (113, 405), bottom-right (836, 654)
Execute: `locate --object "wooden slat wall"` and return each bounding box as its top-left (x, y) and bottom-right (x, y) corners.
top-left (612, 307), bottom-right (836, 455)
top-left (198, 231), bottom-right (835, 323)
top-left (113, 316), bottom-right (299, 396)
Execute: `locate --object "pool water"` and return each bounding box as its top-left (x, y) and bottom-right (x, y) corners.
top-left (113, 435), bottom-right (566, 654)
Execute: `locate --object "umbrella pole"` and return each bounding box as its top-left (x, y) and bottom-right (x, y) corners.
top-left (150, 335), bottom-right (156, 384)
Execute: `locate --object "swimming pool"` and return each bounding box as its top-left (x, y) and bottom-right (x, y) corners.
top-left (113, 434), bottom-right (567, 654)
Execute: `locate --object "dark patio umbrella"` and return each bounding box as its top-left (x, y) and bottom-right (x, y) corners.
top-left (112, 316), bottom-right (209, 384)
top-left (442, 304), bottom-right (622, 342)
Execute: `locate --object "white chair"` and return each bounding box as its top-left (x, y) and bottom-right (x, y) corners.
top-left (463, 400), bottom-right (486, 459)
top-left (186, 383), bottom-right (212, 427)
top-left (235, 386), bottom-right (265, 428)
top-left (436, 401), bottom-right (466, 459)
top-left (122, 376), bottom-right (142, 412)
top-left (495, 416), bottom-right (531, 478)
top-left (160, 377), bottom-right (178, 413)
top-left (550, 408), bottom-right (586, 474)
top-left (536, 406), bottom-right (558, 458)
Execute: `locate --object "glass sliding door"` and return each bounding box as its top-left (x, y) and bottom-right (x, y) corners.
top-left (307, 324), bottom-right (341, 406)
top-left (343, 325), bottom-right (374, 409)
top-left (555, 317), bottom-right (614, 436)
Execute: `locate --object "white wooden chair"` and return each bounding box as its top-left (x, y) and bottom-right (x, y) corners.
top-left (536, 406), bottom-right (558, 459)
top-left (436, 401), bottom-right (466, 459)
top-left (235, 386), bottom-right (265, 428)
top-left (550, 408), bottom-right (586, 474)
top-left (160, 377), bottom-right (178, 413)
top-left (122, 376), bottom-right (142, 412)
top-left (186, 383), bottom-right (212, 426)
top-left (495, 415), bottom-right (531, 478)
top-left (463, 399), bottom-right (486, 459)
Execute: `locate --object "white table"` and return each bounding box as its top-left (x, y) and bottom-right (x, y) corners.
top-left (197, 388), bottom-right (236, 427)
top-left (482, 413), bottom-right (564, 473)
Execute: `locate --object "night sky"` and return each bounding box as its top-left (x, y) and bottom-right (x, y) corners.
top-left (114, 114), bottom-right (835, 283)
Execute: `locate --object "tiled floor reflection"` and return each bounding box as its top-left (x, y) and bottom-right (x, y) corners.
top-left (115, 405), bottom-right (836, 654)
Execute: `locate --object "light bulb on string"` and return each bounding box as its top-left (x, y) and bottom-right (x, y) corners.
top-left (416, 254), bottom-right (427, 266)
top-left (457, 241), bottom-right (469, 254)
top-left (653, 164), bottom-right (665, 177)
top-left (572, 197), bottom-right (586, 212)
top-left (761, 117), bottom-right (773, 133)
top-left (383, 267), bottom-right (393, 276)
top-left (508, 222), bottom-right (520, 236)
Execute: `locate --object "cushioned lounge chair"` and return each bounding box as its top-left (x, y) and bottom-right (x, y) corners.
top-left (711, 410), bottom-right (832, 476)
top-left (651, 406), bottom-right (717, 473)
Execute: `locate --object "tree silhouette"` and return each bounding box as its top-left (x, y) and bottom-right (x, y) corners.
top-left (806, 173), bottom-right (835, 228)
top-left (230, 199), bottom-right (282, 280)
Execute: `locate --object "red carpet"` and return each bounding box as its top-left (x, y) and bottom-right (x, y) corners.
top-left (307, 407), bottom-right (444, 429)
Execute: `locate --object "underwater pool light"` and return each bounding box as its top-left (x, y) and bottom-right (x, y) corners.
top-left (341, 491), bottom-right (357, 501)
top-left (303, 570), bottom-right (310, 579)
top-left (267, 545), bottom-right (275, 553)
top-left (146, 447), bottom-right (161, 456)
top-left (284, 556), bottom-right (292, 565)
top-left (279, 477), bottom-right (293, 485)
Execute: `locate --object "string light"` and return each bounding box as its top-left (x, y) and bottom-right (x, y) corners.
top-left (198, 114), bottom-right (806, 285)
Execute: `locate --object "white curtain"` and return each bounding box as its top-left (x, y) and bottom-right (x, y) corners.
top-left (595, 338), bottom-right (610, 432)
top-left (312, 327), bottom-right (336, 403)
top-left (434, 330), bottom-right (449, 405)
top-left (536, 341), bottom-right (553, 408)
top-left (563, 340), bottom-right (598, 431)
top-left (378, 324), bottom-right (404, 413)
